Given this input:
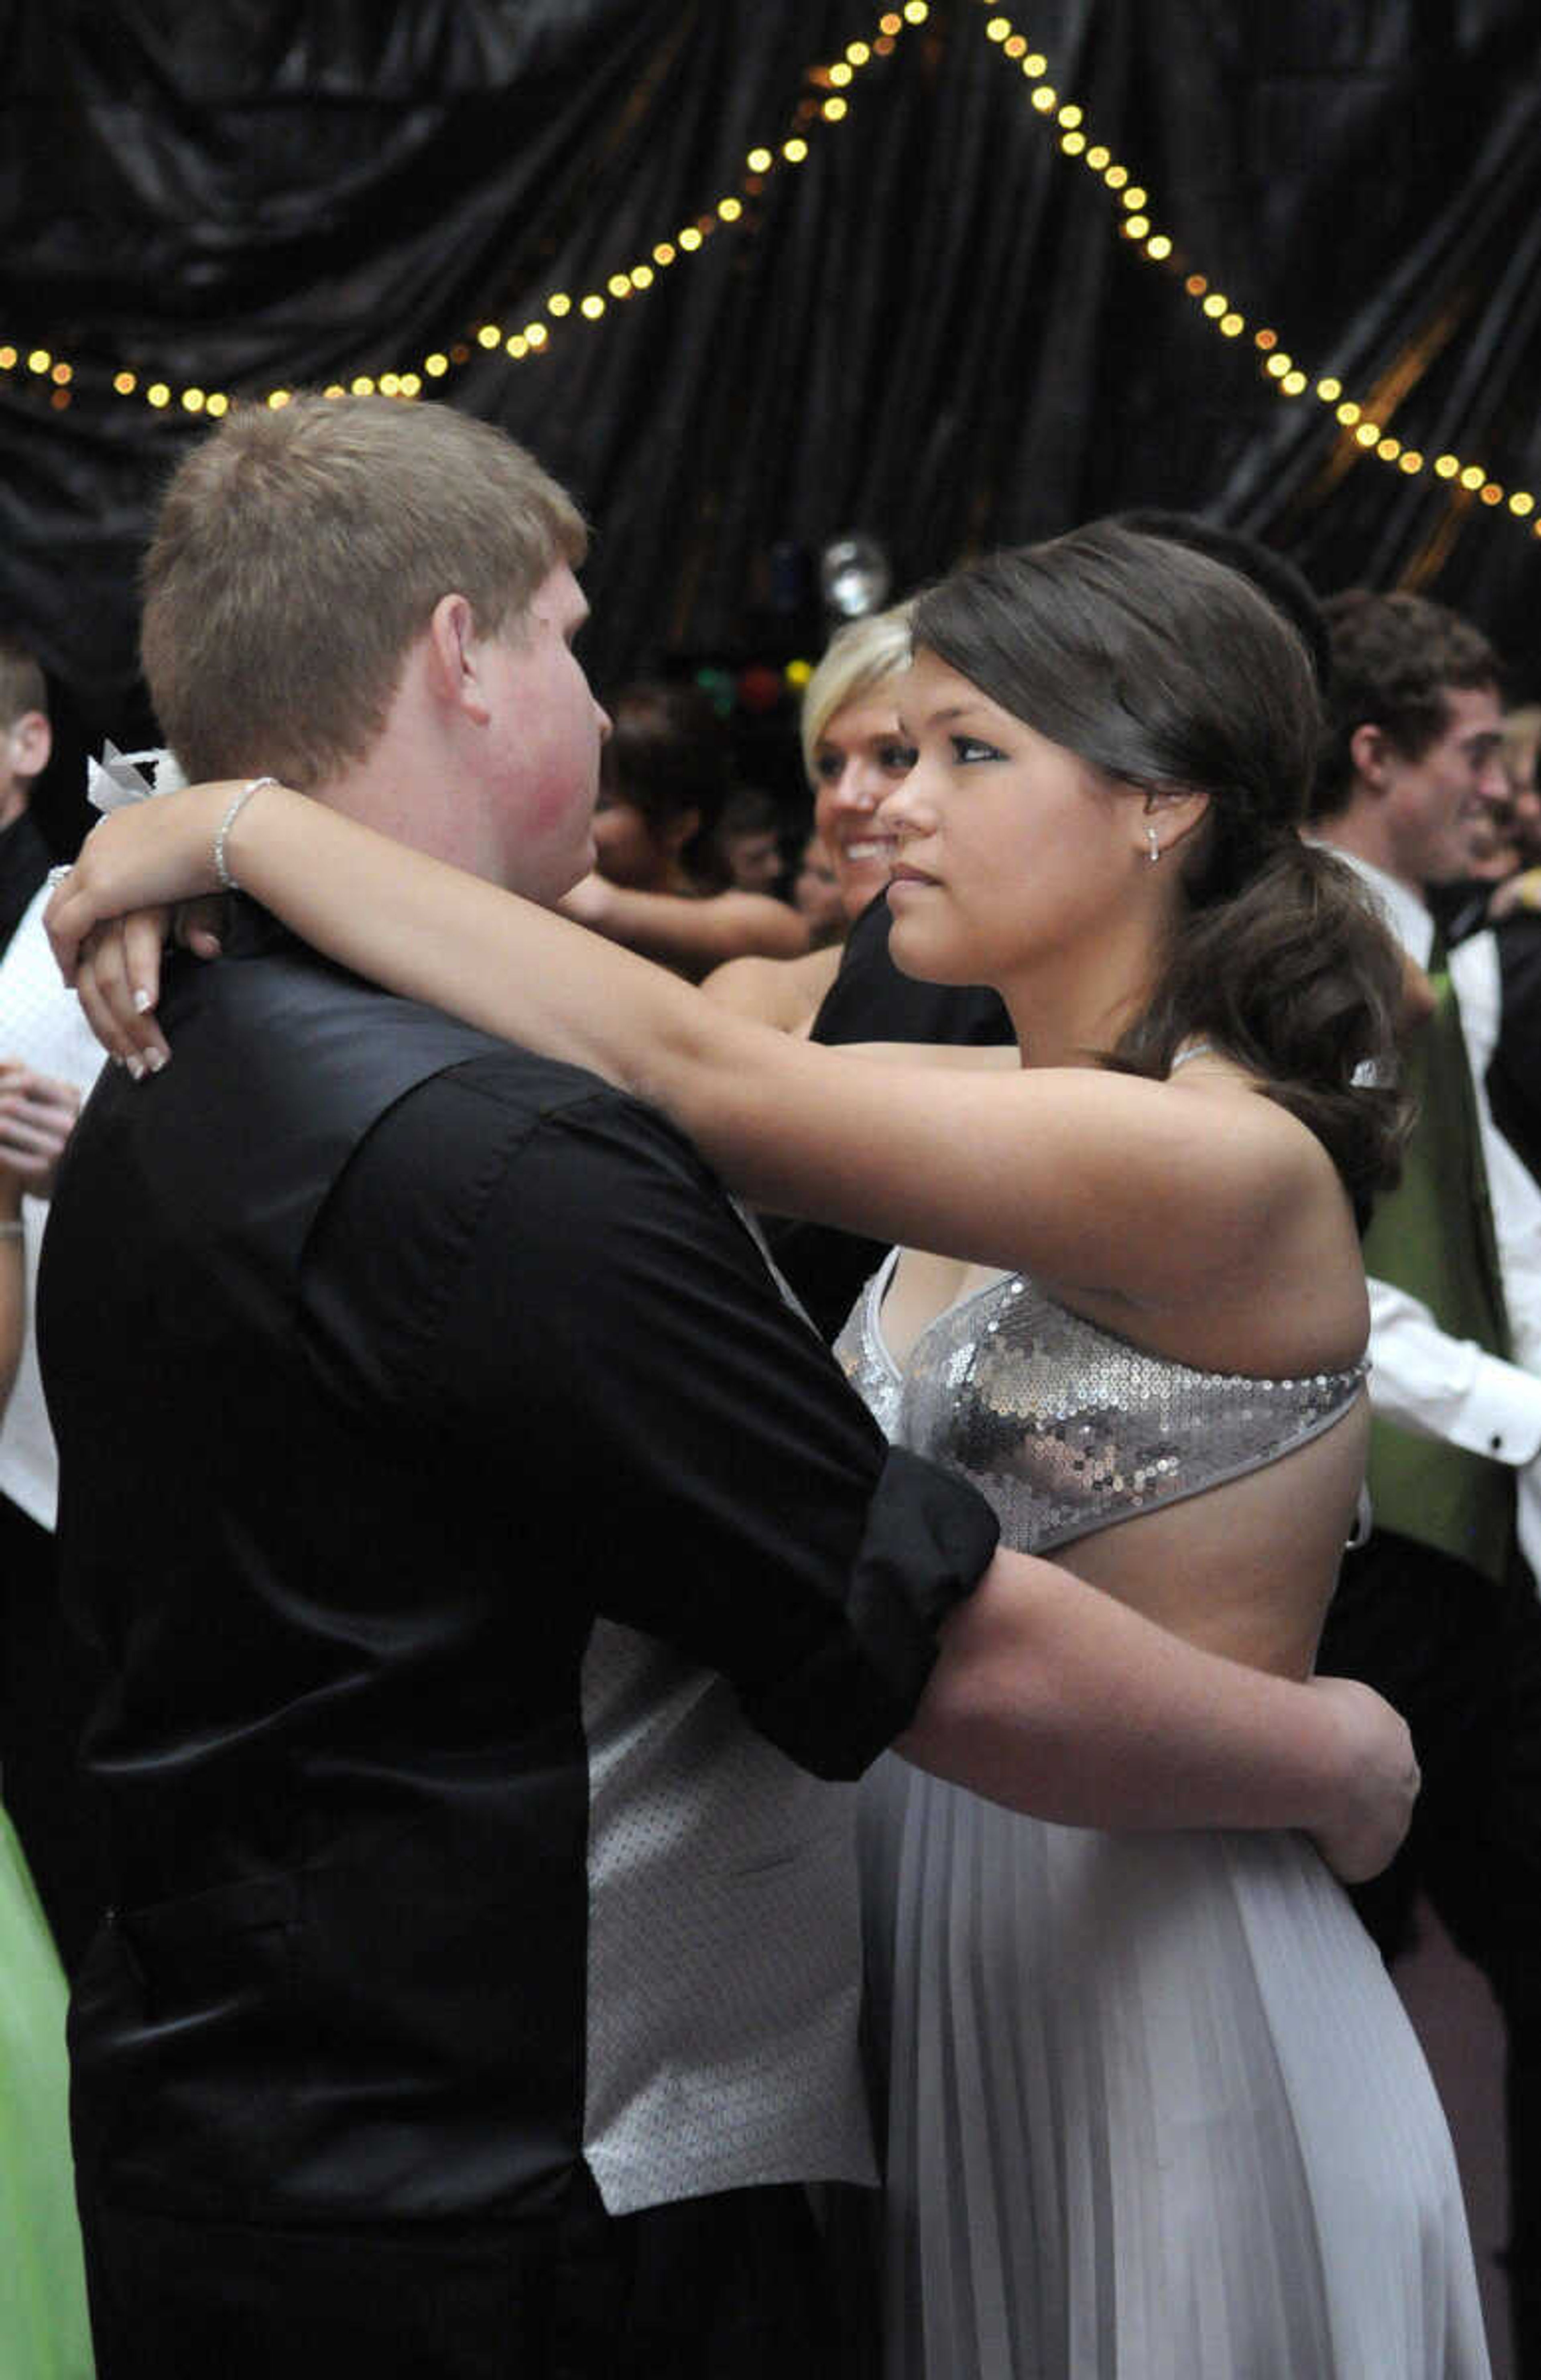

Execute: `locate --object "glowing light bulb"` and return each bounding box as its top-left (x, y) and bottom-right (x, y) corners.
top-left (1219, 313), bottom-right (1244, 337)
top-left (549, 293), bottom-right (572, 317)
top-left (1459, 463), bottom-right (1484, 490)
top-left (653, 242), bottom-right (677, 266)
top-left (27, 349), bottom-right (50, 374)
top-left (1281, 371), bottom-right (1307, 396)
top-left (747, 148), bottom-right (772, 173)
top-left (630, 265), bottom-right (654, 291)
top-left (205, 391), bottom-right (229, 417)
top-left (1511, 492), bottom-right (1535, 517)
top-left (829, 61), bottom-right (853, 86)
top-left (1203, 294), bottom-right (1226, 318)
top-left (147, 383), bottom-right (171, 407)
top-left (1433, 455), bottom-right (1459, 478)
top-left (608, 274), bottom-right (631, 298)
top-left (1480, 482), bottom-right (1504, 504)
top-left (1147, 234), bottom-right (1172, 261)
top-left (1058, 104), bottom-right (1083, 128)
top-left (1336, 400), bottom-right (1361, 427)
top-left (1105, 165), bottom-right (1127, 189)
top-left (506, 334), bottom-right (528, 358)
top-left (350, 375), bottom-right (376, 396)
top-left (1316, 376), bottom-right (1342, 402)
top-left (181, 387), bottom-right (205, 412)
top-left (679, 226), bottom-right (703, 251)
top-left (846, 41), bottom-right (870, 64)
top-left (477, 325), bottom-right (500, 349)
top-left (113, 370), bottom-right (136, 394)
top-left (425, 354), bottom-right (449, 378)
top-left (783, 138), bottom-right (809, 163)
top-left (580, 295), bottom-right (605, 319)
top-left (1062, 131), bottom-right (1086, 155)
top-left (902, 1), bottom-right (928, 22)
top-left (1031, 85), bottom-right (1056, 112)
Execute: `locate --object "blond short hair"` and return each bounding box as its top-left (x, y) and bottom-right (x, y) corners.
top-left (0, 636), bottom-right (46, 732)
top-left (798, 603), bottom-right (913, 783)
top-left (141, 396), bottom-right (587, 788)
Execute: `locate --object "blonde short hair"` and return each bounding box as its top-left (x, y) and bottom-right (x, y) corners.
top-left (141, 396), bottom-right (587, 788)
top-left (798, 603), bottom-right (913, 783)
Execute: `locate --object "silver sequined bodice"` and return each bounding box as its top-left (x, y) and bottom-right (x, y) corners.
top-left (836, 1250), bottom-right (1367, 1554)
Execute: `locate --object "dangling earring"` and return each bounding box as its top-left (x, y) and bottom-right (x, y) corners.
top-left (1146, 823), bottom-right (1161, 866)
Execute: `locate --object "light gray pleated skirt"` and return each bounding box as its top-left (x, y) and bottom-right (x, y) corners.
top-left (859, 1756), bottom-right (1491, 2380)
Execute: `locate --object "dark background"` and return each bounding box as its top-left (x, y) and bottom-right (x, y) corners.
top-left (2, 0), bottom-right (1539, 845)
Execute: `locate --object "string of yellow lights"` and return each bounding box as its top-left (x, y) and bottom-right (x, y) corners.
top-left (976, 6), bottom-right (1541, 540)
top-left (0, 4), bottom-right (931, 421)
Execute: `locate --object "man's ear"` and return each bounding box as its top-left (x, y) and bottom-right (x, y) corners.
top-left (1349, 721), bottom-right (1395, 793)
top-left (6, 709), bottom-right (50, 784)
top-left (424, 593), bottom-right (491, 726)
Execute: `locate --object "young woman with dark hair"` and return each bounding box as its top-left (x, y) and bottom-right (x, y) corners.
top-left (53, 524), bottom-right (1487, 2376)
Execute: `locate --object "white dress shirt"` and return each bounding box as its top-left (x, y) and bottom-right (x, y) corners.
top-left (1332, 848), bottom-right (1541, 1573)
top-left (0, 886), bottom-right (106, 1527)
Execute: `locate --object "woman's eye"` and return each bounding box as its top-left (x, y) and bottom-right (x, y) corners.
top-left (813, 751), bottom-right (844, 782)
top-left (878, 742), bottom-right (917, 774)
top-left (952, 735), bottom-right (1003, 764)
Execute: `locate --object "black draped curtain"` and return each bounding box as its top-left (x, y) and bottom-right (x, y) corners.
top-left (3, 0), bottom-right (1539, 841)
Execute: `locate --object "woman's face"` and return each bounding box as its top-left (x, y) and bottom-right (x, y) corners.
top-left (809, 691), bottom-right (914, 918)
top-left (879, 650), bottom-right (1145, 989)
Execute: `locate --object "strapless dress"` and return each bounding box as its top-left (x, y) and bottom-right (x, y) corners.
top-left (836, 1253), bottom-right (1489, 2379)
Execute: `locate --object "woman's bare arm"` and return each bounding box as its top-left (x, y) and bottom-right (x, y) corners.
top-left (561, 873), bottom-right (809, 978)
top-left (50, 780), bottom-right (1330, 1306)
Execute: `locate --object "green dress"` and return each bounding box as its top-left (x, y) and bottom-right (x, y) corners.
top-left (0, 1804), bottom-right (94, 2376)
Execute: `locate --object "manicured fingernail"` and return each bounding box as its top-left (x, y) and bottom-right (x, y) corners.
top-left (125, 1054), bottom-right (146, 1082)
top-left (144, 1048), bottom-right (168, 1074)
top-left (132, 988), bottom-right (152, 1014)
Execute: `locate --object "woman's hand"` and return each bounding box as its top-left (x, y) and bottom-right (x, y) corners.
top-left (1303, 1675), bottom-right (1419, 1882)
top-left (46, 780), bottom-right (242, 978)
top-left (45, 779), bottom-right (260, 1071)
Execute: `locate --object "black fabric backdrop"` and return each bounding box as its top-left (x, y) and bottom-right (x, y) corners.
top-left (2, 0), bottom-right (1539, 843)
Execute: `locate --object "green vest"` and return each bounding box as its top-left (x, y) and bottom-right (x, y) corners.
top-left (1362, 958), bottom-right (1515, 1584)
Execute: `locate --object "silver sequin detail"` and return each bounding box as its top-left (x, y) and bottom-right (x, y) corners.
top-left (837, 1253), bottom-right (1366, 1555)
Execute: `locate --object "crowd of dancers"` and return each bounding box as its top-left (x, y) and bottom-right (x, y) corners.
top-left (3, 390), bottom-right (1541, 2377)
